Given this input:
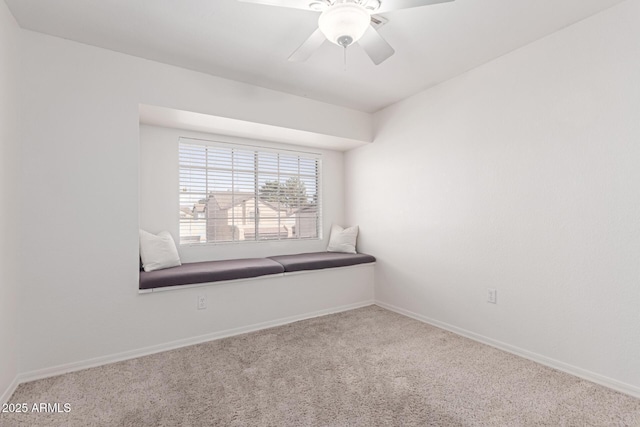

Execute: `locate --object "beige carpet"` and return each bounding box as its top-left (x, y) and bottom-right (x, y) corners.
top-left (2, 305), bottom-right (639, 426)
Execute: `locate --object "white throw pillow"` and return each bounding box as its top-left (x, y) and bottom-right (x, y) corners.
top-left (326, 224), bottom-right (359, 254)
top-left (139, 230), bottom-right (182, 272)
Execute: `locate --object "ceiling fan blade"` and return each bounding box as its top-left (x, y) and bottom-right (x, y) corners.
top-left (358, 26), bottom-right (395, 65)
top-left (376, 0), bottom-right (454, 14)
top-left (288, 28), bottom-right (327, 62)
top-left (237, 0), bottom-right (317, 12)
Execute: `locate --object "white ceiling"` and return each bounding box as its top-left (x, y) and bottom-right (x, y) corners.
top-left (5, 0), bottom-right (625, 113)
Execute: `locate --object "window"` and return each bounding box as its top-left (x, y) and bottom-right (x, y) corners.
top-left (179, 138), bottom-right (321, 244)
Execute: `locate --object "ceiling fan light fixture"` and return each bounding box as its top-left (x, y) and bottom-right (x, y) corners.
top-left (318, 3), bottom-right (370, 47)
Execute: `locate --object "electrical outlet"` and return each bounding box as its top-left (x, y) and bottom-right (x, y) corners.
top-left (197, 295), bottom-right (207, 310)
top-left (487, 288), bottom-right (497, 304)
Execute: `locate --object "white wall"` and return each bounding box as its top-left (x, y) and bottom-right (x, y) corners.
top-left (18, 30), bottom-right (371, 374)
top-left (0, 0), bottom-right (20, 402)
top-left (346, 0), bottom-right (640, 393)
top-left (140, 125), bottom-right (344, 262)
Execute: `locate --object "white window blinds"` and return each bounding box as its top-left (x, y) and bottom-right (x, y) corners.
top-left (179, 138), bottom-right (322, 244)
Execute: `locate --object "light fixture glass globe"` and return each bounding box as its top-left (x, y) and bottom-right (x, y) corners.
top-left (318, 3), bottom-right (370, 47)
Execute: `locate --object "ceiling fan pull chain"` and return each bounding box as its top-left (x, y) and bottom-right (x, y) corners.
top-left (344, 45), bottom-right (347, 71)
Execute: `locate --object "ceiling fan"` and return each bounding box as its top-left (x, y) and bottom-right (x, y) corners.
top-left (238, 0), bottom-right (454, 65)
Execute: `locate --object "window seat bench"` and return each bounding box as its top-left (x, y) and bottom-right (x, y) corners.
top-left (139, 252), bottom-right (376, 292)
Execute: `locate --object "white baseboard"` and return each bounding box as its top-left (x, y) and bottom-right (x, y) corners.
top-left (375, 300), bottom-right (640, 399)
top-left (0, 376), bottom-right (19, 405)
top-left (17, 300), bottom-right (375, 385)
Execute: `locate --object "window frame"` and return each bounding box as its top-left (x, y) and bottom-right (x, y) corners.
top-left (178, 137), bottom-right (323, 246)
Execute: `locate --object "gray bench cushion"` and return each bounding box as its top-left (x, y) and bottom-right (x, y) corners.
top-left (139, 258), bottom-right (285, 290)
top-left (268, 252), bottom-right (376, 273)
